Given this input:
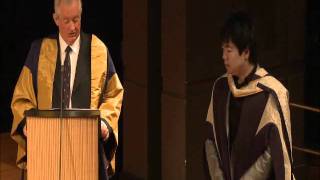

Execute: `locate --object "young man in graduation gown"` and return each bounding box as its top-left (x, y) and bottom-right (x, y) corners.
top-left (10, 0), bottom-right (123, 179)
top-left (204, 11), bottom-right (295, 180)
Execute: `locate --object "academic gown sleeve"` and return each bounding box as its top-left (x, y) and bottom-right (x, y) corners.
top-left (11, 40), bottom-right (41, 169)
top-left (98, 50), bottom-right (124, 176)
top-left (204, 88), bottom-right (225, 180)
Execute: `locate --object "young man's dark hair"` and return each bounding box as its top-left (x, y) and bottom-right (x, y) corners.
top-left (221, 11), bottom-right (257, 65)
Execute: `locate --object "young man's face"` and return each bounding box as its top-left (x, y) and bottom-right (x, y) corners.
top-left (222, 40), bottom-right (249, 76)
top-left (53, 1), bottom-right (81, 45)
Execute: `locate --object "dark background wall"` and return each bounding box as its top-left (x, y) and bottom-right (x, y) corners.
top-left (304, 0), bottom-right (320, 176)
top-left (306, 0), bottom-right (320, 150)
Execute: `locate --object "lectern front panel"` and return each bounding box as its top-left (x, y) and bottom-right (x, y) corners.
top-left (27, 112), bottom-right (99, 180)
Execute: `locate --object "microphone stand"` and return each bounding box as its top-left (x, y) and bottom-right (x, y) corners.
top-left (60, 64), bottom-right (64, 119)
top-left (59, 63), bottom-right (64, 180)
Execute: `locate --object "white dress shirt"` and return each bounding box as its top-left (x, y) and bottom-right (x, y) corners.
top-left (59, 34), bottom-right (109, 138)
top-left (59, 34), bottom-right (80, 108)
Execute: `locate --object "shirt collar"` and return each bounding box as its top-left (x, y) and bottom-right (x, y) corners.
top-left (233, 64), bottom-right (257, 88)
top-left (58, 34), bottom-right (80, 54)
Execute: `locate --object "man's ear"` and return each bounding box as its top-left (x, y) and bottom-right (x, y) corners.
top-left (53, 13), bottom-right (59, 26)
top-left (243, 48), bottom-right (250, 61)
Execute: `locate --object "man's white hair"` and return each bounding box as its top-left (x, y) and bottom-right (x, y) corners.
top-left (54, 0), bottom-right (82, 14)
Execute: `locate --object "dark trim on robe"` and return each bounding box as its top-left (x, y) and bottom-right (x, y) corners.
top-left (257, 83), bottom-right (292, 164)
top-left (98, 50), bottom-right (118, 178)
top-left (52, 32), bottom-right (91, 109)
top-left (98, 49), bottom-right (116, 108)
top-left (52, 34), bottom-right (62, 108)
top-left (231, 91), bottom-right (268, 179)
top-left (257, 83), bottom-right (292, 180)
top-left (71, 32), bottom-right (91, 108)
top-left (212, 77), bottom-right (232, 180)
top-left (106, 50), bottom-right (116, 81)
top-left (24, 39), bottom-right (43, 103)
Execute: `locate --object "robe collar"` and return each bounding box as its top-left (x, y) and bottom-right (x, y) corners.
top-left (227, 66), bottom-right (269, 98)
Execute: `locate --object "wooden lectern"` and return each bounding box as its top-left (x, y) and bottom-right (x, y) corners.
top-left (25, 109), bottom-right (100, 180)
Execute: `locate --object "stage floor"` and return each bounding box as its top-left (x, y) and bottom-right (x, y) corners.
top-left (0, 133), bottom-right (21, 180)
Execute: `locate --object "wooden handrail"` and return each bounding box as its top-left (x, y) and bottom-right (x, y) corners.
top-left (290, 103), bottom-right (320, 113)
top-left (290, 103), bottom-right (320, 156)
top-left (293, 145), bottom-right (320, 156)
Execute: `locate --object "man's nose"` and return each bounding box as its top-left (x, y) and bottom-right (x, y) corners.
top-left (222, 51), bottom-right (227, 61)
top-left (69, 22), bottom-right (76, 31)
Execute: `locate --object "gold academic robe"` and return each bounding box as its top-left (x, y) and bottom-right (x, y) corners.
top-left (11, 32), bottom-right (123, 176)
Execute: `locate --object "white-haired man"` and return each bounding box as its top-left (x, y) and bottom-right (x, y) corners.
top-left (11, 0), bottom-right (123, 179)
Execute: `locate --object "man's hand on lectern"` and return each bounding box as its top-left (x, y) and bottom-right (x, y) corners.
top-left (101, 122), bottom-right (109, 141)
top-left (23, 125), bottom-right (27, 137)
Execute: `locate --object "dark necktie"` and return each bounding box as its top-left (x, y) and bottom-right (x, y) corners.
top-left (63, 46), bottom-right (72, 108)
